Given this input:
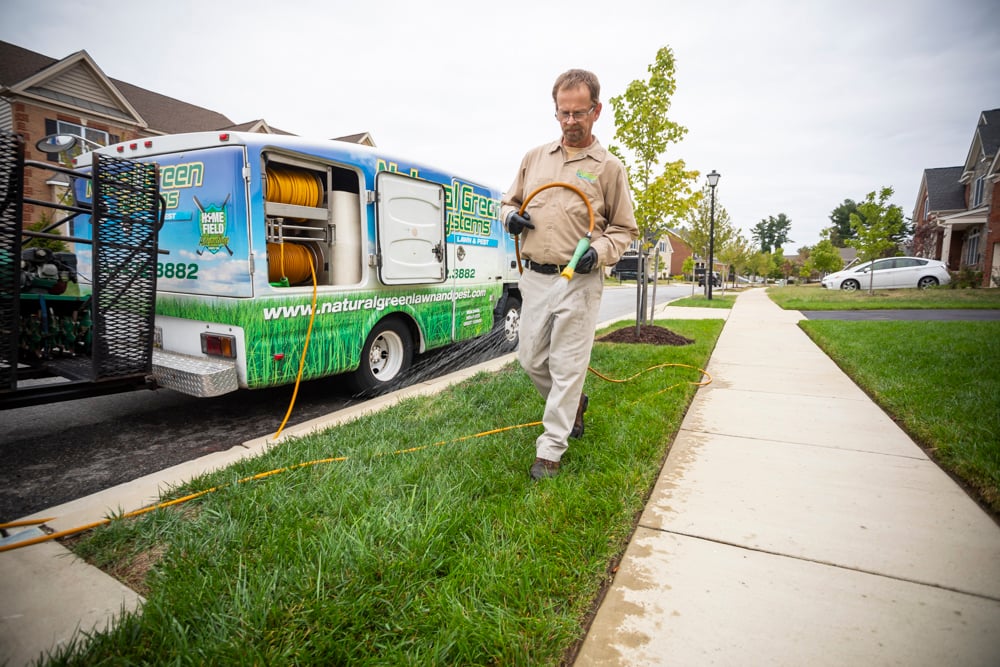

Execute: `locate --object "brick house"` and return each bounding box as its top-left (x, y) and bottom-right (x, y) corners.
top-left (1, 40), bottom-right (370, 229)
top-left (912, 108), bottom-right (1000, 287)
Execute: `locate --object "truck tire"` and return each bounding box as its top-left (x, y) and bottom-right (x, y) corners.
top-left (348, 318), bottom-right (413, 395)
top-left (491, 296), bottom-right (520, 353)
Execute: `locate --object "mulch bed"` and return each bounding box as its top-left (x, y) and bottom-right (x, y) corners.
top-left (597, 324), bottom-right (694, 346)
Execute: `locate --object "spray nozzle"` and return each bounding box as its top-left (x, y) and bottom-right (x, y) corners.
top-left (560, 236), bottom-right (592, 281)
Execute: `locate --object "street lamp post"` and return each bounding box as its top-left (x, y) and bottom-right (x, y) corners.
top-left (706, 170), bottom-right (720, 300)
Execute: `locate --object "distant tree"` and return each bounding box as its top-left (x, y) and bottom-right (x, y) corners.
top-left (768, 248), bottom-right (786, 281)
top-left (782, 257), bottom-right (797, 284)
top-left (911, 218), bottom-right (939, 258)
top-left (23, 214), bottom-right (69, 252)
top-left (750, 213), bottom-right (793, 253)
top-left (824, 199), bottom-right (860, 247)
top-left (827, 197), bottom-right (910, 250)
top-left (747, 251), bottom-right (772, 282)
top-left (847, 186), bottom-right (906, 294)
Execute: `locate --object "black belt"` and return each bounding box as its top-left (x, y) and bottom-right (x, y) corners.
top-left (525, 260), bottom-right (567, 275)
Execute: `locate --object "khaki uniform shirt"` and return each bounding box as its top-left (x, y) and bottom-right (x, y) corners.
top-left (500, 138), bottom-right (638, 267)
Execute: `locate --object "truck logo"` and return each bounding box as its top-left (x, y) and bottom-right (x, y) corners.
top-left (194, 194), bottom-right (233, 256)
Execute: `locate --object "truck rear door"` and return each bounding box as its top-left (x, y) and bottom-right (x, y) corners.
top-left (375, 171), bottom-right (446, 285)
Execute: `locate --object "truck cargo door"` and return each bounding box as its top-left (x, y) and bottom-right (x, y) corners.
top-left (375, 172), bottom-right (446, 285)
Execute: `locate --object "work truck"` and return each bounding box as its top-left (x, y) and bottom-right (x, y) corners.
top-left (1, 131), bottom-right (521, 409)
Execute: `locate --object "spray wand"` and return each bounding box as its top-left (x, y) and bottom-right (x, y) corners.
top-left (560, 234), bottom-right (592, 281)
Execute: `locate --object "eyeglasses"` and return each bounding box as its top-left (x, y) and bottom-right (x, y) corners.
top-left (554, 106), bottom-right (595, 122)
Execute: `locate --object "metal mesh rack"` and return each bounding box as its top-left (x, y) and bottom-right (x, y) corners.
top-left (0, 133), bottom-right (25, 391)
top-left (90, 153), bottom-right (160, 380)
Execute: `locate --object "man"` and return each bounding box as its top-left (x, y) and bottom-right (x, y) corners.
top-left (501, 69), bottom-right (638, 481)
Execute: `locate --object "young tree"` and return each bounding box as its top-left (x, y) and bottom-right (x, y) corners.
top-left (809, 238), bottom-right (844, 276)
top-left (609, 46), bottom-right (700, 330)
top-left (682, 255), bottom-right (696, 295)
top-left (847, 186), bottom-right (906, 294)
top-left (750, 213), bottom-right (793, 253)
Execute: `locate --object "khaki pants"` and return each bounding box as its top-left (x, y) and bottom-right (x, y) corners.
top-left (517, 268), bottom-right (604, 462)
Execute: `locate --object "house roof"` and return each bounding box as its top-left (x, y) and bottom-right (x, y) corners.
top-left (0, 40), bottom-right (52, 84)
top-left (838, 247), bottom-right (858, 264)
top-left (2, 41), bottom-right (234, 133)
top-left (922, 166), bottom-right (965, 212)
top-left (665, 227), bottom-right (691, 247)
top-left (109, 78), bottom-right (234, 134)
top-left (961, 108), bottom-right (1000, 177)
top-left (220, 118), bottom-right (295, 135)
top-left (979, 109), bottom-right (1000, 157)
top-left (2, 40), bottom-right (375, 144)
top-left (333, 132), bottom-right (376, 147)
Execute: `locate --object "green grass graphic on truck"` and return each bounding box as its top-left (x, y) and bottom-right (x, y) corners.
top-left (157, 285), bottom-right (494, 388)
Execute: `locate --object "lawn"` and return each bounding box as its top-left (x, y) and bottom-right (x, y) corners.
top-left (768, 284), bottom-right (1000, 310)
top-left (670, 292), bottom-right (737, 308)
top-left (776, 283), bottom-right (1000, 514)
top-left (53, 319), bottom-right (724, 666)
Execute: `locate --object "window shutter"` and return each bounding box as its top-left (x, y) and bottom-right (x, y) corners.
top-left (44, 118), bottom-right (58, 162)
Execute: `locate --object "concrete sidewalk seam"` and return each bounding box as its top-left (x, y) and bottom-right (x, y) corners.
top-left (676, 426), bottom-right (931, 461)
top-left (635, 525), bottom-right (1000, 603)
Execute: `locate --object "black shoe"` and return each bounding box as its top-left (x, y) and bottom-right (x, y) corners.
top-left (570, 393), bottom-right (589, 439)
top-left (530, 457), bottom-right (560, 480)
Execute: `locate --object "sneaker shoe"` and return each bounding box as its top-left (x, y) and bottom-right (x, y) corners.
top-left (530, 457), bottom-right (560, 481)
top-left (570, 393), bottom-right (589, 439)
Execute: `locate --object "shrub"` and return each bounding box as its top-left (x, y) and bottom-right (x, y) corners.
top-left (948, 266), bottom-right (984, 289)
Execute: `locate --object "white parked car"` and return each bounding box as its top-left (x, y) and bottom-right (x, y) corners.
top-left (821, 257), bottom-right (951, 291)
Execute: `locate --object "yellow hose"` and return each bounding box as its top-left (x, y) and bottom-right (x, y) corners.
top-left (272, 254), bottom-right (318, 440)
top-left (265, 166), bottom-right (323, 208)
top-left (267, 242), bottom-right (316, 285)
top-left (0, 362), bottom-right (710, 552)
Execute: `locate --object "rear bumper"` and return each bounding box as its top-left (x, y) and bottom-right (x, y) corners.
top-left (152, 350), bottom-right (239, 398)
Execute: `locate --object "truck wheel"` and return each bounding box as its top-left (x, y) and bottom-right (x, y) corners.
top-left (349, 319), bottom-right (413, 395)
top-left (491, 296), bottom-right (520, 353)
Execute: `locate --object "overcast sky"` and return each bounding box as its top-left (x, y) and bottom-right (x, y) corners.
top-left (3, 0), bottom-right (998, 252)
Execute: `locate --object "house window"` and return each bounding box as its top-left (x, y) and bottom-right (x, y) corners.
top-left (45, 120), bottom-right (110, 161)
top-left (964, 227), bottom-right (981, 267)
top-left (973, 175), bottom-right (986, 208)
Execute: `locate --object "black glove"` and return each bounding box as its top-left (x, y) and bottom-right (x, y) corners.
top-left (506, 211), bottom-right (534, 235)
top-left (575, 247), bottom-right (598, 274)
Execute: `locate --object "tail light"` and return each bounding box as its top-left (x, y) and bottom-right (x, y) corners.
top-left (201, 332), bottom-right (237, 359)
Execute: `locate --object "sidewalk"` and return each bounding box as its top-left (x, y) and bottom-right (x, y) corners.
top-left (2, 289), bottom-right (998, 666)
top-left (575, 288), bottom-right (1000, 666)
